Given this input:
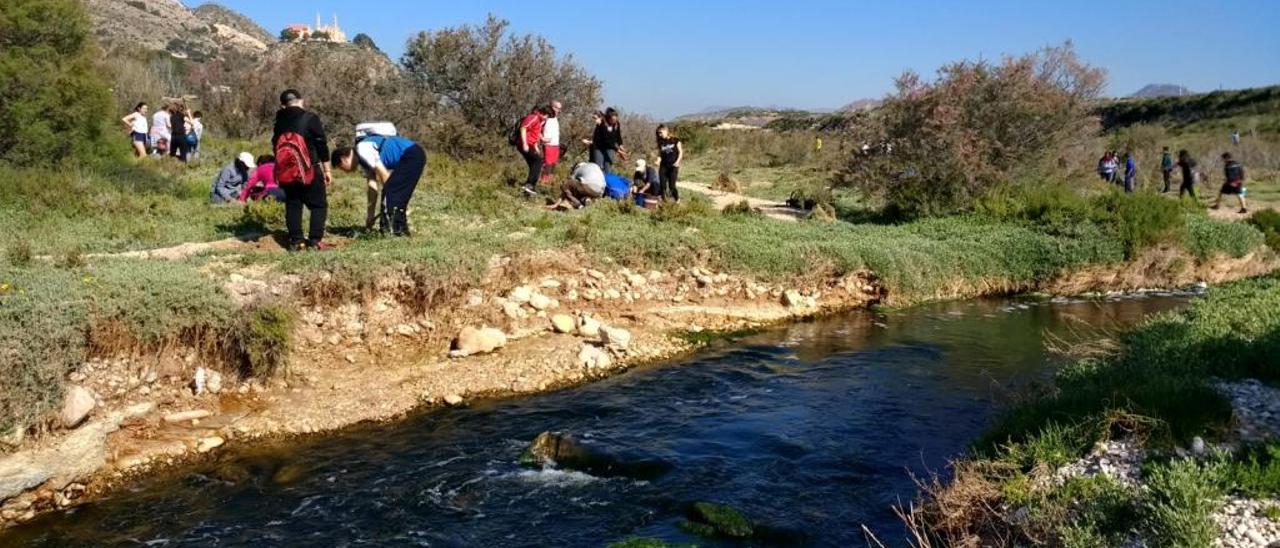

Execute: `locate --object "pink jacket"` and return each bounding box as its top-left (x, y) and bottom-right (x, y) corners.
top-left (238, 163), bottom-right (278, 202)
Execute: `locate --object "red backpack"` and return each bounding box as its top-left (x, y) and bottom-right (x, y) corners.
top-left (274, 130), bottom-right (314, 186)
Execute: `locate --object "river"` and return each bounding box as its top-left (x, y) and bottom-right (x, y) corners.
top-left (6, 294), bottom-right (1192, 547)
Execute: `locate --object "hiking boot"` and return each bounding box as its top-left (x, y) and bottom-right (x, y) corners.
top-left (1239, 208), bottom-right (1249, 214)
top-left (390, 207), bottom-right (411, 237)
top-left (286, 239), bottom-right (307, 253)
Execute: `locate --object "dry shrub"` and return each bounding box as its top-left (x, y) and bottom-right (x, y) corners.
top-left (901, 460), bottom-right (1019, 547)
top-left (841, 43), bottom-right (1105, 217)
top-left (713, 172), bottom-right (742, 193)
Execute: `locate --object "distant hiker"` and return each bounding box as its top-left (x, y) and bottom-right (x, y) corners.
top-left (656, 124), bottom-right (684, 202)
top-left (238, 155), bottom-right (283, 203)
top-left (1123, 151), bottom-right (1137, 193)
top-left (589, 108), bottom-right (627, 173)
top-left (122, 102), bottom-right (149, 158)
top-left (541, 101), bottom-right (563, 183)
top-left (190, 111), bottom-right (205, 160)
top-left (1160, 146), bottom-right (1175, 193)
top-left (1176, 149), bottom-right (1198, 199)
top-left (815, 136), bottom-right (824, 154)
top-left (210, 152), bottom-right (256, 204)
top-left (1097, 151), bottom-right (1118, 184)
top-left (170, 103), bottom-right (191, 162)
top-left (1230, 129), bottom-right (1241, 146)
top-left (1212, 152), bottom-right (1248, 214)
top-left (633, 159), bottom-right (659, 207)
top-left (273, 89), bottom-right (333, 251)
top-left (515, 105), bottom-right (548, 196)
top-left (552, 161), bottom-right (606, 210)
top-left (149, 103), bottom-right (171, 156)
top-left (332, 133), bottom-right (426, 237)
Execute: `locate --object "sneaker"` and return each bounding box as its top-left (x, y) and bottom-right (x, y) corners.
top-left (286, 239), bottom-right (307, 253)
top-left (305, 240), bottom-right (335, 252)
top-left (521, 186), bottom-right (538, 197)
top-left (1239, 208), bottom-right (1249, 214)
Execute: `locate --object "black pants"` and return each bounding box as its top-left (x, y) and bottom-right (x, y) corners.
top-left (283, 177), bottom-right (328, 245)
top-left (1162, 169), bottom-right (1172, 192)
top-left (659, 164), bottom-right (680, 201)
top-left (1179, 176), bottom-right (1196, 199)
top-left (171, 135), bottom-right (191, 161)
top-left (521, 147), bottom-right (543, 189)
top-left (382, 145), bottom-right (426, 236)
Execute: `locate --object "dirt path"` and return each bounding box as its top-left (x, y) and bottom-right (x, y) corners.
top-left (677, 181), bottom-right (806, 222)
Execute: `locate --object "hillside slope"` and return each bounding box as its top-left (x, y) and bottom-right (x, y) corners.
top-left (192, 3), bottom-right (274, 45)
top-left (83, 0), bottom-right (268, 60)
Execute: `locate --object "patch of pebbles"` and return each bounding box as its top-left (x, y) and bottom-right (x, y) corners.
top-left (1212, 496), bottom-right (1280, 548)
top-left (1217, 380), bottom-right (1280, 443)
top-left (1053, 439), bottom-right (1146, 487)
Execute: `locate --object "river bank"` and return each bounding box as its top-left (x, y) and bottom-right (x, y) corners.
top-left (0, 242), bottom-right (1274, 531)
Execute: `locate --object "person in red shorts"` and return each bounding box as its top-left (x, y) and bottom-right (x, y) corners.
top-left (540, 101), bottom-right (562, 184)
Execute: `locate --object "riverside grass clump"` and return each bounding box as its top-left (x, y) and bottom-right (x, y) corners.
top-left (912, 275), bottom-right (1280, 546)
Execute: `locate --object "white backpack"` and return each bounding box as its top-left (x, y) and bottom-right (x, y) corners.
top-left (355, 122), bottom-right (397, 140)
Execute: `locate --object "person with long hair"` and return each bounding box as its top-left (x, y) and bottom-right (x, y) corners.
top-left (1176, 149), bottom-right (1198, 199)
top-left (655, 124), bottom-right (684, 202)
top-left (149, 102), bottom-right (171, 156)
top-left (589, 107), bottom-right (627, 173)
top-left (515, 105), bottom-right (549, 196)
top-left (121, 102), bottom-right (149, 158)
top-left (541, 101), bottom-right (563, 183)
top-left (239, 155), bottom-right (284, 203)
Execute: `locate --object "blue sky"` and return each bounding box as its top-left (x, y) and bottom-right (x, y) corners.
top-left (187, 0), bottom-right (1280, 119)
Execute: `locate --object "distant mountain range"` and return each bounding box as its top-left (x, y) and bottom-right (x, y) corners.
top-left (1129, 84), bottom-right (1193, 98)
top-left (674, 99), bottom-right (880, 126)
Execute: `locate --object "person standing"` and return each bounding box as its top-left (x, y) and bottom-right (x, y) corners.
top-left (149, 103), bottom-right (171, 156)
top-left (1212, 152), bottom-right (1248, 214)
top-left (331, 133), bottom-right (427, 236)
top-left (590, 107), bottom-right (627, 173)
top-left (1176, 149), bottom-right (1198, 199)
top-left (656, 124), bottom-right (683, 202)
top-left (170, 103), bottom-right (191, 162)
top-left (1123, 151), bottom-right (1137, 193)
top-left (273, 89), bottom-right (333, 251)
top-left (541, 101), bottom-right (562, 184)
top-left (1160, 146), bottom-right (1175, 193)
top-left (190, 111), bottom-right (205, 160)
top-left (516, 105), bottom-right (548, 196)
top-left (121, 102), bottom-right (149, 158)
top-left (1230, 129), bottom-right (1241, 146)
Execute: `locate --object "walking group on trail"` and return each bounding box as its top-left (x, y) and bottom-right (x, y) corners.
top-left (122, 101), bottom-right (203, 162)
top-left (1096, 138), bottom-right (1249, 214)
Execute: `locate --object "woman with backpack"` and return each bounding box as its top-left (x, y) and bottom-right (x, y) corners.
top-left (121, 102), bottom-right (149, 158)
top-left (656, 124), bottom-right (683, 202)
top-left (332, 133), bottom-right (426, 237)
top-left (515, 105), bottom-right (549, 196)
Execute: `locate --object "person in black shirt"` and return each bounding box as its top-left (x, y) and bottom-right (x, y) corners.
top-left (170, 103), bottom-right (190, 162)
top-left (1176, 149), bottom-right (1197, 199)
top-left (272, 89), bottom-right (333, 251)
top-left (1212, 152), bottom-right (1248, 214)
top-left (588, 108), bottom-right (627, 173)
top-left (655, 124), bottom-right (683, 202)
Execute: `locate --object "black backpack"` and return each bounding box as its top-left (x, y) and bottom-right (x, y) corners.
top-left (507, 118), bottom-right (523, 147)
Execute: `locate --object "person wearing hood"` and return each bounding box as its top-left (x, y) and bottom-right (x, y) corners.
top-left (211, 152), bottom-right (256, 204)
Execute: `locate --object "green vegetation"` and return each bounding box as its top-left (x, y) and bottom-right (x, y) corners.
top-left (1247, 209), bottom-right (1280, 251)
top-left (679, 501), bottom-right (754, 539)
top-left (914, 275), bottom-right (1280, 545)
top-left (1098, 85), bottom-right (1280, 133)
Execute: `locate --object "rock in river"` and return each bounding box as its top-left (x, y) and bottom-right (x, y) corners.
top-left (520, 432), bottom-right (671, 481)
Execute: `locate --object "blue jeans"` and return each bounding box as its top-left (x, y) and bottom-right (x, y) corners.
top-left (590, 148), bottom-right (616, 174)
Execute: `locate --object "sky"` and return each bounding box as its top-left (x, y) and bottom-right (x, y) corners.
top-left (185, 0), bottom-right (1280, 119)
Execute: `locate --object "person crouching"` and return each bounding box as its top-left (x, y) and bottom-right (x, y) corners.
top-left (331, 135), bottom-right (426, 236)
top-left (551, 162), bottom-right (606, 210)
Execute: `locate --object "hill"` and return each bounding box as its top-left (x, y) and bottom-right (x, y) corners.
top-left (83, 0), bottom-right (269, 61)
top-left (1129, 83), bottom-right (1192, 98)
top-left (1099, 85), bottom-right (1280, 132)
top-left (192, 3), bottom-right (274, 45)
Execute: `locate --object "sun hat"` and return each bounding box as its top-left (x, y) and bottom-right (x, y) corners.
top-left (635, 159), bottom-right (646, 170)
top-left (237, 152), bottom-right (256, 169)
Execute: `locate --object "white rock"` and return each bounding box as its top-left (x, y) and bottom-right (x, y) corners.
top-left (192, 367), bottom-right (208, 395)
top-left (503, 301), bottom-right (525, 319)
top-left (396, 323), bottom-right (416, 336)
top-left (782, 290), bottom-right (806, 308)
top-left (443, 394), bottom-right (464, 406)
top-left (206, 371), bottom-right (224, 394)
top-left (627, 274), bottom-right (647, 287)
top-left (164, 410), bottom-right (213, 423)
top-left (550, 314), bottom-right (575, 334)
top-left (196, 436), bottom-right (225, 453)
top-left (578, 344), bottom-right (612, 370)
top-left (578, 315), bottom-right (602, 339)
top-left (528, 293), bottom-right (554, 311)
top-left (600, 325), bottom-right (633, 350)
top-left (449, 326), bottom-right (508, 358)
top-left (59, 386), bottom-right (95, 429)
top-left (604, 289), bottom-right (622, 300)
top-left (508, 285), bottom-right (534, 304)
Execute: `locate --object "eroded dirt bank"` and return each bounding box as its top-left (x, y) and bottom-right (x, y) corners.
top-left (0, 246), bottom-right (1273, 528)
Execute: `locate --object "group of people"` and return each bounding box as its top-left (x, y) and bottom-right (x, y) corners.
top-left (121, 101), bottom-right (203, 161)
top-left (513, 104), bottom-right (684, 209)
top-left (1096, 146), bottom-right (1249, 213)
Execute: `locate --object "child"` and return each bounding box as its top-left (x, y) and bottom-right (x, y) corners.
top-left (656, 124), bottom-right (683, 202)
top-left (1212, 152), bottom-right (1248, 214)
top-left (121, 102), bottom-right (149, 158)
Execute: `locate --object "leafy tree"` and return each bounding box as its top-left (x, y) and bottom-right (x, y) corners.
top-left (279, 27), bottom-right (302, 42)
top-left (353, 33), bottom-right (379, 52)
top-left (402, 15), bottom-right (601, 157)
top-left (0, 0), bottom-right (113, 167)
top-left (839, 43), bottom-right (1105, 217)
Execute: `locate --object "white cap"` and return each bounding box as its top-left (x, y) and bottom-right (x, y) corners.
top-left (237, 152), bottom-right (256, 169)
top-left (635, 159), bottom-right (646, 170)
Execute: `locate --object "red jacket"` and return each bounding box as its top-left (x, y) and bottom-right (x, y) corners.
top-left (520, 112), bottom-right (546, 149)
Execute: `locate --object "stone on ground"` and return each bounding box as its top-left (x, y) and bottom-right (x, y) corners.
top-left (196, 436), bottom-right (225, 453)
top-left (59, 386), bottom-right (96, 429)
top-left (550, 314), bottom-right (575, 334)
top-left (600, 325), bottom-right (633, 351)
top-left (507, 285), bottom-right (534, 305)
top-left (578, 315), bottom-right (602, 338)
top-left (450, 326), bottom-right (507, 358)
top-left (578, 344), bottom-right (612, 370)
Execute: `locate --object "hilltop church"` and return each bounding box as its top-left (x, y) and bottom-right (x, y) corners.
top-left (282, 14), bottom-right (347, 43)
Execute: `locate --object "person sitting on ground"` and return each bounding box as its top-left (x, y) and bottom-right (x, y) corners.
top-left (331, 133), bottom-right (427, 237)
top-left (551, 161), bottom-right (606, 210)
top-left (1213, 152), bottom-right (1248, 214)
top-left (238, 155), bottom-right (283, 203)
top-left (121, 102), bottom-right (149, 159)
top-left (210, 152), bottom-right (256, 204)
top-left (632, 159), bottom-right (659, 207)
top-left (1176, 149), bottom-right (1198, 199)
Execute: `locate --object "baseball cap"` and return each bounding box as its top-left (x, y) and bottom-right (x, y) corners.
top-left (237, 152), bottom-right (257, 169)
top-left (279, 89), bottom-right (302, 105)
top-left (635, 159), bottom-right (646, 170)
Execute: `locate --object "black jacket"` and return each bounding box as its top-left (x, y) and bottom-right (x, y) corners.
top-left (272, 106), bottom-right (330, 167)
top-left (592, 122), bottom-right (623, 151)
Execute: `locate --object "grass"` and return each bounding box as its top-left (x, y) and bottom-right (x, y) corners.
top-left (914, 275), bottom-right (1280, 545)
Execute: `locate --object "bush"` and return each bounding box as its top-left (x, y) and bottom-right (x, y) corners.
top-left (1246, 209), bottom-right (1280, 251)
top-left (0, 0), bottom-right (114, 167)
top-left (1143, 458), bottom-right (1225, 547)
top-left (839, 43), bottom-right (1104, 217)
top-left (231, 302), bottom-right (295, 378)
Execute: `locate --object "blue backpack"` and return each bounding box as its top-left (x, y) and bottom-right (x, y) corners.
top-left (604, 174), bottom-right (630, 200)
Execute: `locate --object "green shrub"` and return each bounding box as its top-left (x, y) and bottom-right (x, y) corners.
top-left (1246, 209), bottom-right (1280, 251)
top-left (240, 199), bottom-right (286, 233)
top-left (231, 302), bottom-right (295, 378)
top-left (1143, 458), bottom-right (1225, 548)
top-left (1186, 213), bottom-right (1266, 259)
top-left (1223, 442), bottom-right (1280, 498)
top-left (1089, 191), bottom-right (1185, 257)
top-left (0, 0), bottom-right (113, 167)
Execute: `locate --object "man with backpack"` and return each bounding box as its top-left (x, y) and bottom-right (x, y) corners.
top-left (331, 128), bottom-right (426, 237)
top-left (513, 105), bottom-right (549, 196)
top-left (1212, 152), bottom-right (1248, 214)
top-left (273, 89), bottom-right (332, 251)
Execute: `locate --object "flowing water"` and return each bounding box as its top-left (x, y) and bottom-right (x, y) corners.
top-left (7, 294), bottom-right (1193, 547)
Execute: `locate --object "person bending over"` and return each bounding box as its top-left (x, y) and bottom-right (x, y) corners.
top-left (551, 162), bottom-right (606, 210)
top-left (332, 134), bottom-right (426, 236)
